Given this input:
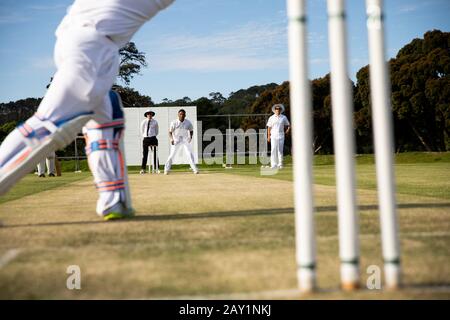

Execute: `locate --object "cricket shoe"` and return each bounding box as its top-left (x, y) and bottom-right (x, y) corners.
top-left (101, 202), bottom-right (135, 221)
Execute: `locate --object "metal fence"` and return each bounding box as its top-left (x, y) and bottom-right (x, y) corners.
top-left (60, 113), bottom-right (276, 171)
top-left (198, 113), bottom-right (271, 157)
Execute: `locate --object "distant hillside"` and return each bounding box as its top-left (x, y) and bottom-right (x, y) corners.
top-left (0, 98), bottom-right (41, 124)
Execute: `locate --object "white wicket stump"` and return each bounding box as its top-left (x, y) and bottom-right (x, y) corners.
top-left (287, 0), bottom-right (317, 293)
top-left (366, 0), bottom-right (401, 289)
top-left (287, 0), bottom-right (400, 292)
top-left (327, 0), bottom-right (360, 290)
top-left (147, 146), bottom-right (160, 174)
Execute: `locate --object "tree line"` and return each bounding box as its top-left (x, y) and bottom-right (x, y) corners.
top-left (0, 30), bottom-right (448, 155)
top-left (244, 29), bottom-right (449, 153)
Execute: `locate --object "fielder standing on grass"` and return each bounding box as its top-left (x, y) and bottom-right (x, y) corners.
top-left (0, 0), bottom-right (175, 221)
top-left (164, 109), bottom-right (199, 175)
top-left (140, 109), bottom-right (159, 174)
top-left (267, 104), bottom-right (290, 169)
top-left (37, 152), bottom-right (57, 177)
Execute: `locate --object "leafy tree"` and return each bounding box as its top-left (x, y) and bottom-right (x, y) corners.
top-left (112, 85), bottom-right (154, 108)
top-left (209, 92), bottom-right (226, 107)
top-left (354, 66), bottom-right (375, 153)
top-left (118, 42), bottom-right (147, 86)
top-left (222, 83), bottom-right (278, 115)
top-left (355, 30), bottom-right (449, 152)
top-left (0, 98), bottom-right (42, 124)
top-left (182, 96), bottom-right (192, 104)
top-left (0, 121), bottom-right (18, 142)
top-left (222, 83), bottom-right (279, 130)
top-left (311, 75), bottom-right (333, 154)
top-left (157, 98), bottom-right (173, 106)
top-left (389, 30), bottom-right (449, 151)
top-left (168, 96), bottom-right (196, 106)
top-left (2, 30), bottom-right (448, 155)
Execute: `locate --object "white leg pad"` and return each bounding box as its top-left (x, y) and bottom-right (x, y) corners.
top-left (83, 91), bottom-right (133, 216)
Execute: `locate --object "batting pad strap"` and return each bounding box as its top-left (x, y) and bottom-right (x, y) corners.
top-left (17, 114), bottom-right (57, 141)
top-left (18, 111), bottom-right (95, 141)
top-left (95, 179), bottom-right (125, 192)
top-left (84, 120), bottom-right (124, 130)
top-left (35, 111), bottom-right (94, 135)
top-left (16, 116), bottom-right (57, 147)
top-left (85, 139), bottom-right (119, 155)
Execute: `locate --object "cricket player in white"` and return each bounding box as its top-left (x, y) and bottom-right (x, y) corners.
top-left (267, 104), bottom-right (291, 169)
top-left (37, 152), bottom-right (56, 177)
top-left (164, 109), bottom-right (198, 174)
top-left (0, 0), bottom-right (175, 220)
top-left (140, 109), bottom-right (159, 174)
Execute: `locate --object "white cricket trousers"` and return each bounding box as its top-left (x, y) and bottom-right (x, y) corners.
top-left (37, 152), bottom-right (56, 176)
top-left (0, 27), bottom-right (122, 215)
top-left (164, 141), bottom-right (198, 172)
top-left (270, 136), bottom-right (285, 168)
top-left (0, 1), bottom-right (175, 215)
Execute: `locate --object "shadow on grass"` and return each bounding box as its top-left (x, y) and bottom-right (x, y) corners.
top-left (2, 202), bottom-right (450, 229)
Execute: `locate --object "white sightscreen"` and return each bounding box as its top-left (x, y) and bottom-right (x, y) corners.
top-left (123, 106), bottom-right (199, 166)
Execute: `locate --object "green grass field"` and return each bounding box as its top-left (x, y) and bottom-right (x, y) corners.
top-left (0, 153), bottom-right (449, 299)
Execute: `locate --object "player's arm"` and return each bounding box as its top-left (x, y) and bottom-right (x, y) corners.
top-left (188, 121), bottom-right (194, 143)
top-left (155, 121), bottom-right (159, 136)
top-left (267, 127), bottom-right (271, 142)
top-left (284, 117), bottom-right (291, 135)
top-left (168, 121), bottom-right (175, 145)
top-left (285, 125), bottom-right (291, 135)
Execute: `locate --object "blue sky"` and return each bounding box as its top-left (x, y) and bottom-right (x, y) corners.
top-left (0, 0), bottom-right (449, 104)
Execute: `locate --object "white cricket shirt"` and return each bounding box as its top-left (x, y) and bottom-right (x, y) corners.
top-left (141, 119), bottom-right (159, 138)
top-left (169, 119), bottom-right (193, 143)
top-left (266, 114), bottom-right (290, 138)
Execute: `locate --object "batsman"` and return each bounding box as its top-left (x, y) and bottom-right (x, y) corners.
top-left (0, 0), bottom-right (175, 220)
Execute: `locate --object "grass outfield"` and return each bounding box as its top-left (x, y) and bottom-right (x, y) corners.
top-left (221, 158), bottom-right (450, 200)
top-left (0, 153), bottom-right (449, 299)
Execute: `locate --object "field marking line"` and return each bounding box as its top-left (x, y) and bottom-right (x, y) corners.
top-left (0, 248), bottom-right (22, 270)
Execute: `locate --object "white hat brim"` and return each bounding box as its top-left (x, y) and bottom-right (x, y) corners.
top-left (272, 104), bottom-right (285, 113)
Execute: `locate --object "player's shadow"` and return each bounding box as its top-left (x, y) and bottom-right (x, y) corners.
top-left (2, 202), bottom-right (450, 229)
top-left (133, 202), bottom-right (450, 221)
top-left (318, 202), bottom-right (450, 212)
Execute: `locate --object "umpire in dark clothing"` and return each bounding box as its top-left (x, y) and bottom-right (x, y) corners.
top-left (140, 109), bottom-right (159, 174)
